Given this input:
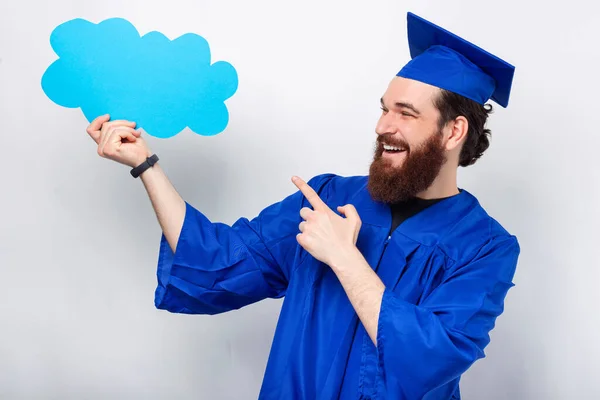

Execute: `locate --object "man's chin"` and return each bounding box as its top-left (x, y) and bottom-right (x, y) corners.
top-left (369, 157), bottom-right (400, 175)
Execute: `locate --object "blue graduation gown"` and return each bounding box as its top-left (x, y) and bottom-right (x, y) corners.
top-left (154, 173), bottom-right (520, 399)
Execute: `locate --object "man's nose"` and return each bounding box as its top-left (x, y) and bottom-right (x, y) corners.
top-left (375, 114), bottom-right (397, 136)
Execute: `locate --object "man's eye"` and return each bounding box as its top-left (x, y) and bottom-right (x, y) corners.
top-left (401, 112), bottom-right (415, 117)
top-left (380, 107), bottom-right (388, 113)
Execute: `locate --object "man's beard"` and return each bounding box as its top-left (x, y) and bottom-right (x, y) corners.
top-left (367, 130), bottom-right (447, 204)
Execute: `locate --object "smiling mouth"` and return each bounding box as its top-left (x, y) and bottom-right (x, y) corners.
top-left (382, 144), bottom-right (407, 154)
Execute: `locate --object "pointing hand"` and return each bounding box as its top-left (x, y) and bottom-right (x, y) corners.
top-left (292, 176), bottom-right (362, 267)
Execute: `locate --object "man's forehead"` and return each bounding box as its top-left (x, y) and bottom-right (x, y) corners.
top-left (382, 76), bottom-right (439, 110)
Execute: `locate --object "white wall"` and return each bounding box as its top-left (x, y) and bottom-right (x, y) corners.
top-left (1, 0), bottom-right (598, 398)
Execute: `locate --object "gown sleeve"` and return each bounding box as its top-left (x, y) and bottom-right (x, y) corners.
top-left (154, 174), bottom-right (335, 315)
top-left (375, 234), bottom-right (520, 398)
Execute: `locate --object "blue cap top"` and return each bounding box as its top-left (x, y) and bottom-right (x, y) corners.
top-left (397, 12), bottom-right (515, 108)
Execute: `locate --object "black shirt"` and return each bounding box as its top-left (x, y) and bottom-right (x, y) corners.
top-left (389, 196), bottom-right (447, 236)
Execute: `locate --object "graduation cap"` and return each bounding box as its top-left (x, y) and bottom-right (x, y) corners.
top-left (397, 12), bottom-right (515, 107)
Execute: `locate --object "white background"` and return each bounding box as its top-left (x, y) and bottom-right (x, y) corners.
top-left (1, 0), bottom-right (599, 398)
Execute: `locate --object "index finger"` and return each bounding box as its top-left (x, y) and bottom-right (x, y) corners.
top-left (292, 176), bottom-right (328, 212)
top-left (88, 114), bottom-right (110, 131)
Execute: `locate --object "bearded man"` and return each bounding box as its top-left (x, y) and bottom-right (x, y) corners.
top-left (86, 12), bottom-right (520, 400)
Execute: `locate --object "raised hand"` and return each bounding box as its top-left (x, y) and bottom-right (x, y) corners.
top-left (86, 114), bottom-right (152, 168)
top-left (292, 176), bottom-right (362, 267)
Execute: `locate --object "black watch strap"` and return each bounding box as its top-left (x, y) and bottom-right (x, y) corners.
top-left (130, 154), bottom-right (159, 178)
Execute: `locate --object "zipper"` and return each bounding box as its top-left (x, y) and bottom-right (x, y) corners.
top-left (373, 234), bottom-right (391, 274)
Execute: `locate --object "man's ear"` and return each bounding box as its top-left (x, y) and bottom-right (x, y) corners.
top-left (444, 116), bottom-right (469, 151)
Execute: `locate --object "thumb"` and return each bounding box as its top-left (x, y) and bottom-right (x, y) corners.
top-left (338, 204), bottom-right (361, 244)
top-left (111, 127), bottom-right (138, 143)
top-left (337, 204), bottom-right (359, 221)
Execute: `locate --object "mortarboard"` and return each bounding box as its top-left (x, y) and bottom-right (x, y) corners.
top-left (397, 12), bottom-right (515, 107)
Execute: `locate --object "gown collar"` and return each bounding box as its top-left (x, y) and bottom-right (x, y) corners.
top-left (348, 177), bottom-right (479, 246)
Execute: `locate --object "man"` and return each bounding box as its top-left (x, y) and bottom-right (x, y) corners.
top-left (86, 12), bottom-right (519, 400)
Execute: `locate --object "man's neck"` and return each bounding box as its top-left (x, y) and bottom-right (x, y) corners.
top-left (415, 166), bottom-right (459, 200)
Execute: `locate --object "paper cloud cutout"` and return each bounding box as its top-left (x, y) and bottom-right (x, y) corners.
top-left (41, 18), bottom-right (238, 138)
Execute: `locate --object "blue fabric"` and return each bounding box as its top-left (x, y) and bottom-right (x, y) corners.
top-left (154, 174), bottom-right (520, 399)
top-left (398, 45), bottom-right (496, 106)
top-left (397, 12), bottom-right (515, 108)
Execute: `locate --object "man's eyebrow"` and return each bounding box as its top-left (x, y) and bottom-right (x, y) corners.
top-left (380, 97), bottom-right (421, 115)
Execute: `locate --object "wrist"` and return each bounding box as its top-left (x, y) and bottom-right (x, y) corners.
top-left (130, 153), bottom-right (159, 178)
top-left (131, 151), bottom-right (153, 168)
top-left (328, 245), bottom-right (363, 273)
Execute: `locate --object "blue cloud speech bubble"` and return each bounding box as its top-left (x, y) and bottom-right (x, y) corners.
top-left (41, 18), bottom-right (238, 138)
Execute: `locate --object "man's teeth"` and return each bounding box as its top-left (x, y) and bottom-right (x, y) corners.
top-left (383, 144), bottom-right (404, 151)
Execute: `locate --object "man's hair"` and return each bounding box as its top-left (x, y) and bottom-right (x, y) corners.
top-left (434, 89), bottom-right (494, 167)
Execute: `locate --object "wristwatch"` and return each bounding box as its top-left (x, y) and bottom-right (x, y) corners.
top-left (130, 154), bottom-right (159, 178)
